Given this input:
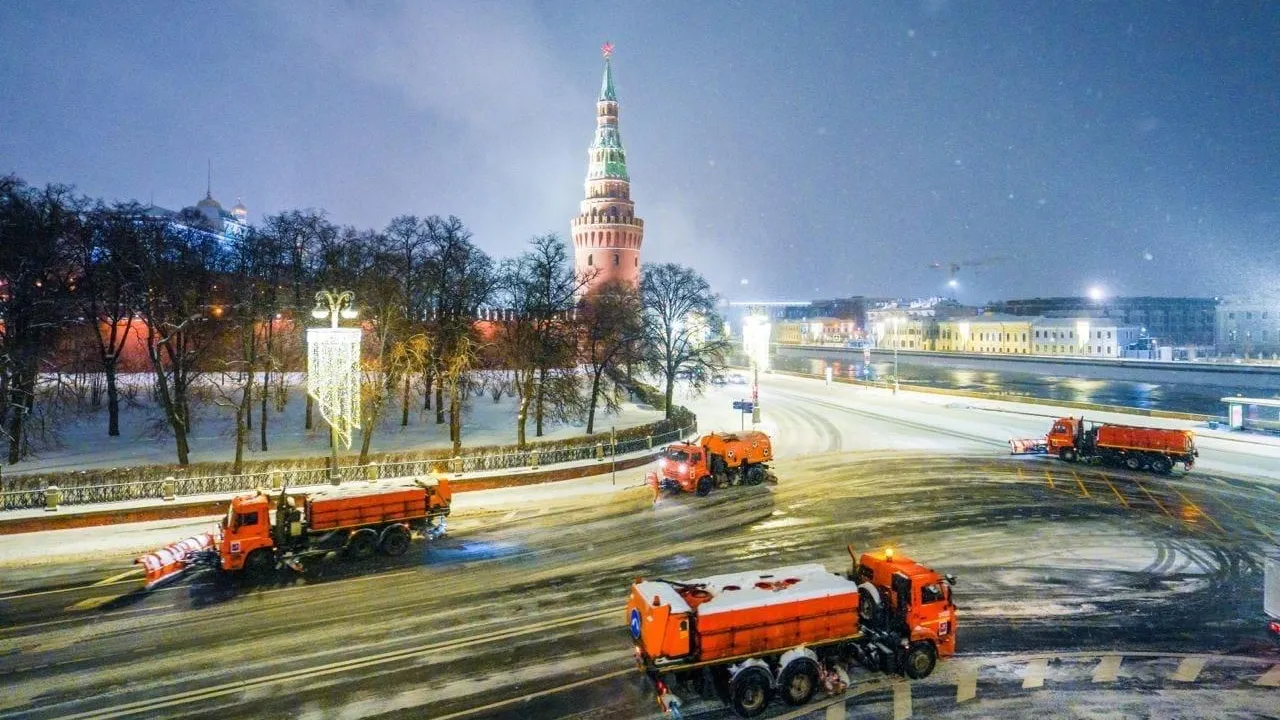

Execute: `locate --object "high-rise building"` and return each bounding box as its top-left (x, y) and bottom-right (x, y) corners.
top-left (572, 43), bottom-right (644, 294)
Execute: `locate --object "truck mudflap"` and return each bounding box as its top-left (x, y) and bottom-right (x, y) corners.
top-left (1009, 438), bottom-right (1048, 455)
top-left (135, 531), bottom-right (215, 590)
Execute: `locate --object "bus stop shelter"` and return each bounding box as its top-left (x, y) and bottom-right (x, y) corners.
top-left (1221, 397), bottom-right (1280, 433)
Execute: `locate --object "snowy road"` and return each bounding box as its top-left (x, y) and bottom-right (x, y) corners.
top-left (1, 374), bottom-right (1277, 720)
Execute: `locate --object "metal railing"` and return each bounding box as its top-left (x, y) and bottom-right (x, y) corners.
top-left (1, 424), bottom-right (696, 512)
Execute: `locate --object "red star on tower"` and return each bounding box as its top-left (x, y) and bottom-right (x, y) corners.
top-left (601, 42), bottom-right (614, 59)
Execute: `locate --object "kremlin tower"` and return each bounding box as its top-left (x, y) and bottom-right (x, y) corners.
top-left (572, 43), bottom-right (644, 294)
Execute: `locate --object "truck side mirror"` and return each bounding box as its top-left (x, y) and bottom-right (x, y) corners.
top-left (945, 574), bottom-right (957, 586)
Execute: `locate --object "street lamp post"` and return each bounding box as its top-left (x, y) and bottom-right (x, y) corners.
top-left (891, 316), bottom-right (900, 395)
top-left (309, 289), bottom-right (359, 483)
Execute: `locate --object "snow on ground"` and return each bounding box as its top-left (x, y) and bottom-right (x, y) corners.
top-left (6, 374), bottom-right (664, 476)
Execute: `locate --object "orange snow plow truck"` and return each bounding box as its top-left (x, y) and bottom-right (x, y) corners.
top-left (135, 479), bottom-right (452, 589)
top-left (626, 546), bottom-right (957, 717)
top-left (650, 430), bottom-right (775, 496)
top-left (1010, 416), bottom-right (1197, 474)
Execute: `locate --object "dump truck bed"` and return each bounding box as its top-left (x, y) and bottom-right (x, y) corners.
top-left (306, 484), bottom-right (439, 532)
top-left (1095, 424), bottom-right (1193, 454)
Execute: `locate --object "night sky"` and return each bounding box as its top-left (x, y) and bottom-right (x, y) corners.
top-left (2, 1), bottom-right (1276, 302)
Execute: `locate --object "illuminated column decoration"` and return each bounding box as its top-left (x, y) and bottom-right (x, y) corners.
top-left (308, 290), bottom-right (361, 480)
top-left (306, 327), bottom-right (361, 448)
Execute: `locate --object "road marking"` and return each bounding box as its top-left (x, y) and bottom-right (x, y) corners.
top-left (1099, 473), bottom-right (1130, 508)
top-left (1044, 470), bottom-right (1055, 490)
top-left (44, 606), bottom-right (621, 720)
top-left (1022, 658), bottom-right (1047, 689)
top-left (826, 703), bottom-right (844, 720)
top-left (1, 578), bottom-right (141, 601)
top-left (1172, 656), bottom-right (1208, 682)
top-left (1015, 466), bottom-right (1025, 481)
top-left (93, 568), bottom-right (143, 586)
top-left (892, 679), bottom-right (911, 719)
top-left (1256, 664), bottom-right (1280, 687)
top-left (1, 604), bottom-right (174, 635)
top-left (1171, 488), bottom-right (1225, 533)
top-left (1071, 470), bottom-right (1091, 498)
top-left (431, 667), bottom-right (633, 720)
top-left (65, 595), bottom-right (124, 612)
top-left (1135, 481), bottom-right (1173, 518)
top-left (955, 666), bottom-right (978, 702)
top-left (1092, 655), bottom-right (1122, 683)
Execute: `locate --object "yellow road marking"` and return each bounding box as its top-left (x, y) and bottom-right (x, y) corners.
top-left (1016, 466), bottom-right (1025, 481)
top-left (1022, 658), bottom-right (1047, 688)
top-left (1255, 664), bottom-right (1280, 687)
top-left (2, 577), bottom-right (140, 601)
top-left (1099, 473), bottom-right (1129, 508)
top-left (1172, 489), bottom-right (1225, 533)
top-left (1044, 470), bottom-right (1055, 490)
top-left (825, 703), bottom-right (844, 720)
top-left (892, 679), bottom-right (912, 720)
top-left (1173, 656), bottom-right (1208, 682)
top-left (1071, 470), bottom-right (1091, 498)
top-left (93, 568), bottom-right (143, 586)
top-left (955, 665), bottom-right (978, 702)
top-left (1135, 481), bottom-right (1173, 518)
top-left (65, 595), bottom-right (124, 612)
top-left (1092, 655), bottom-right (1122, 682)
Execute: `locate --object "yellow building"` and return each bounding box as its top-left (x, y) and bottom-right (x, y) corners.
top-left (937, 314), bottom-right (1033, 354)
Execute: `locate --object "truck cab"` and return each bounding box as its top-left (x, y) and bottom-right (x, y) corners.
top-left (853, 549), bottom-right (958, 664)
top-left (218, 493), bottom-right (277, 571)
top-left (656, 443), bottom-right (708, 494)
top-left (1046, 417), bottom-right (1082, 458)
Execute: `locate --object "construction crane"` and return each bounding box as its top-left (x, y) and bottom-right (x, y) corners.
top-left (927, 258), bottom-right (1000, 289)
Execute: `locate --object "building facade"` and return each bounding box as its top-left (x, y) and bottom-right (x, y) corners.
top-left (936, 314), bottom-right (1033, 354)
top-left (988, 296), bottom-right (1216, 347)
top-left (1216, 297), bottom-right (1280, 357)
top-left (1031, 318), bottom-right (1140, 357)
top-left (571, 45), bottom-right (644, 294)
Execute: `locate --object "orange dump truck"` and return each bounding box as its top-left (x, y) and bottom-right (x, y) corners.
top-left (136, 479), bottom-right (452, 588)
top-left (626, 547), bottom-right (957, 717)
top-left (652, 430), bottom-right (774, 496)
top-left (1011, 416), bottom-right (1197, 473)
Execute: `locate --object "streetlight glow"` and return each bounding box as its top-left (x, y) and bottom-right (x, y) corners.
top-left (1088, 286), bottom-right (1105, 302)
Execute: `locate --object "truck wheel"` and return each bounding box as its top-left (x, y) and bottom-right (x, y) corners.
top-left (244, 549), bottom-right (274, 579)
top-left (379, 524), bottom-right (411, 556)
top-left (696, 477), bottom-right (714, 496)
top-left (1150, 457), bottom-right (1172, 474)
top-left (903, 642), bottom-right (937, 679)
top-left (1059, 448), bottom-right (1077, 463)
top-left (778, 657), bottom-right (819, 706)
top-left (745, 465), bottom-right (765, 485)
top-left (729, 666), bottom-right (773, 718)
top-left (345, 529), bottom-right (378, 561)
top-left (1124, 455), bottom-right (1143, 471)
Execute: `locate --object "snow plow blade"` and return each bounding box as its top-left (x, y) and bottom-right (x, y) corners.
top-left (135, 532), bottom-right (215, 590)
top-left (1009, 438), bottom-right (1048, 455)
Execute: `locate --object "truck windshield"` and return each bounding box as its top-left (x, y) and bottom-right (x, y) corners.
top-left (663, 449), bottom-right (690, 462)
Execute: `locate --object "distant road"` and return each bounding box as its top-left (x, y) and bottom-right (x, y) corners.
top-left (773, 344), bottom-right (1280, 415)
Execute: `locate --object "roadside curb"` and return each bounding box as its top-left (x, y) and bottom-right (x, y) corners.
top-left (0, 453), bottom-right (656, 536)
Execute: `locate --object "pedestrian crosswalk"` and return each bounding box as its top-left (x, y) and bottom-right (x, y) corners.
top-left (811, 653), bottom-right (1279, 719)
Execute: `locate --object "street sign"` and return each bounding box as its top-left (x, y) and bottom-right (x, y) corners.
top-left (732, 400), bottom-right (755, 413)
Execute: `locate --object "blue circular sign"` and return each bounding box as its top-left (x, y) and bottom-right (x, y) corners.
top-left (629, 608), bottom-right (642, 640)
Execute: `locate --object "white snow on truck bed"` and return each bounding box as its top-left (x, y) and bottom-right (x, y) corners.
top-left (677, 563), bottom-right (859, 615)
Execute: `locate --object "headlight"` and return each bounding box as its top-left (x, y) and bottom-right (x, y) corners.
top-left (657, 458), bottom-right (667, 468)
top-left (678, 463), bottom-right (687, 474)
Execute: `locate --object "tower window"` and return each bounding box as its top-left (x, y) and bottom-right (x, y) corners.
top-left (613, 253), bottom-right (620, 266)
top-left (634, 257), bottom-right (638, 267)
top-left (588, 254), bottom-right (593, 266)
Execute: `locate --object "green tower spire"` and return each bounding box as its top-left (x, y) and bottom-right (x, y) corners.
top-left (589, 42), bottom-right (627, 181)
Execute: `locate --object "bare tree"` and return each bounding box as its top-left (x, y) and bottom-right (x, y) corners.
top-left (134, 209), bottom-right (224, 465)
top-left (496, 234), bottom-right (591, 446)
top-left (422, 216), bottom-right (494, 452)
top-left (581, 280), bottom-right (643, 435)
top-left (72, 202), bottom-right (146, 438)
top-left (0, 177), bottom-right (80, 463)
top-left (640, 263), bottom-right (729, 418)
